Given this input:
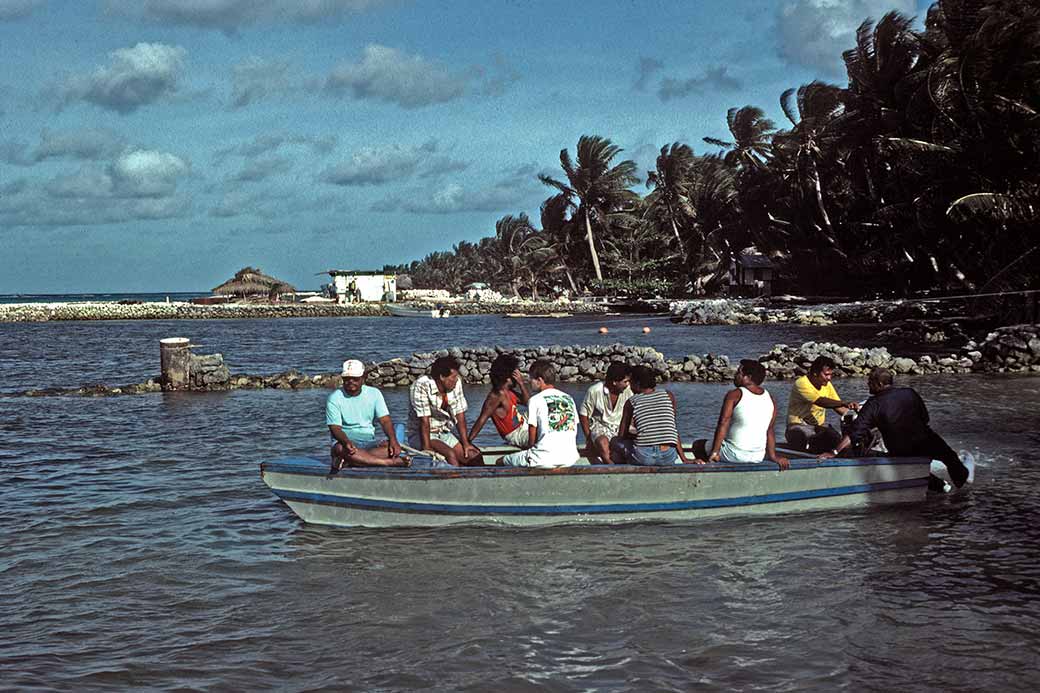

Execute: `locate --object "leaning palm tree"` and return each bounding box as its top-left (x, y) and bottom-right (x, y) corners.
top-left (539, 135), bottom-right (639, 282)
top-left (704, 106), bottom-right (776, 171)
top-left (645, 142), bottom-right (697, 267)
top-left (778, 82), bottom-right (845, 240)
top-left (540, 193), bottom-right (581, 293)
top-left (493, 213), bottom-right (549, 298)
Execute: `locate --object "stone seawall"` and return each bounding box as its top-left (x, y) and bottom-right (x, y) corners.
top-left (14, 325), bottom-right (1039, 397)
top-left (0, 300), bottom-right (606, 322)
top-left (669, 297), bottom-right (965, 326)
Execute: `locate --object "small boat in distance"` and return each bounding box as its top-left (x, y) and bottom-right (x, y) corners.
top-left (260, 447), bottom-right (932, 528)
top-left (386, 303), bottom-right (450, 318)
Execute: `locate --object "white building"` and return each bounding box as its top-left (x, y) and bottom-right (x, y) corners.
top-left (327, 270), bottom-right (397, 303)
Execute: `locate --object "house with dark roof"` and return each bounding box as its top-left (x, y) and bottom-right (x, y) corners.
top-left (729, 251), bottom-right (778, 296)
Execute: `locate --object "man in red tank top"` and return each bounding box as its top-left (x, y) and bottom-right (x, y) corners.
top-left (469, 353), bottom-right (532, 448)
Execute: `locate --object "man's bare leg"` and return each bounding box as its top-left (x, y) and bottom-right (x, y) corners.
top-left (593, 435), bottom-right (612, 464)
top-left (427, 438), bottom-right (460, 466)
top-left (454, 443), bottom-right (484, 467)
top-left (331, 442), bottom-right (403, 469)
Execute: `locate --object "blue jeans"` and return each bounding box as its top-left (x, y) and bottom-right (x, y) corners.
top-left (611, 439), bottom-right (679, 466)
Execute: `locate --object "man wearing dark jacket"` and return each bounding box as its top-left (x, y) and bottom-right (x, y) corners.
top-left (818, 367), bottom-right (969, 489)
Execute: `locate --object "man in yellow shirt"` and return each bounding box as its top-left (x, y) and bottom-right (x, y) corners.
top-left (786, 356), bottom-right (860, 453)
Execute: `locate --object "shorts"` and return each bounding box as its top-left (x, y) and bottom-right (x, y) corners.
top-left (503, 425), bottom-right (530, 448)
top-left (500, 449), bottom-right (533, 467)
top-left (588, 422), bottom-right (618, 443)
top-left (499, 449), bottom-right (577, 468)
top-left (332, 437), bottom-right (386, 451)
top-left (407, 429), bottom-right (460, 451)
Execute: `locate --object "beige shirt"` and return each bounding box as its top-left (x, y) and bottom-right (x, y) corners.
top-left (579, 382), bottom-right (632, 435)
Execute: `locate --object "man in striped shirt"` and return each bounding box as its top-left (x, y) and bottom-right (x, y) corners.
top-left (611, 366), bottom-right (690, 465)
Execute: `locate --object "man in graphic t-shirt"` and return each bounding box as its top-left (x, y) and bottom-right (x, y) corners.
top-left (500, 360), bottom-right (579, 468)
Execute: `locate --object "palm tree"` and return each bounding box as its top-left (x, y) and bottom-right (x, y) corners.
top-left (645, 142), bottom-right (697, 267)
top-left (539, 135), bottom-right (639, 282)
top-left (681, 155), bottom-right (742, 293)
top-left (774, 81), bottom-right (845, 244)
top-left (704, 106), bottom-right (776, 170)
top-left (492, 213), bottom-right (561, 299)
top-left (540, 193), bottom-right (581, 294)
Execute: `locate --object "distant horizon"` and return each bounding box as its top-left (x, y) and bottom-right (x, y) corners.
top-left (0, 0), bottom-right (928, 293)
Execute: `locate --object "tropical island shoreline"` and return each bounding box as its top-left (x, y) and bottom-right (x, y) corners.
top-left (0, 298), bottom-right (611, 322)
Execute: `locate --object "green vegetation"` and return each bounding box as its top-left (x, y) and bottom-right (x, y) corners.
top-left (392, 0), bottom-right (1039, 299)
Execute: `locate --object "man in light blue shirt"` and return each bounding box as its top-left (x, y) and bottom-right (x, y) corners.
top-left (327, 359), bottom-right (405, 471)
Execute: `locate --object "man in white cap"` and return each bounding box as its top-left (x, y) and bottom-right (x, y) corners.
top-left (326, 359), bottom-right (406, 471)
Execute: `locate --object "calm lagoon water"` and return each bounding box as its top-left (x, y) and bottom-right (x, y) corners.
top-left (2, 315), bottom-right (1039, 690)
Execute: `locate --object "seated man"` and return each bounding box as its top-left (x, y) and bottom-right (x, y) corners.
top-left (579, 361), bottom-right (632, 464)
top-left (694, 359), bottom-right (789, 470)
top-left (819, 367), bottom-right (970, 490)
top-left (469, 353), bottom-right (531, 448)
top-left (611, 366), bottom-right (691, 465)
top-left (785, 356), bottom-right (860, 453)
top-left (407, 356), bottom-right (482, 466)
top-left (500, 360), bottom-right (580, 468)
top-left (326, 359), bottom-right (406, 471)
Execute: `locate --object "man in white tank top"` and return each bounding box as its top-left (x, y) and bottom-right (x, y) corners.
top-left (694, 359), bottom-right (789, 470)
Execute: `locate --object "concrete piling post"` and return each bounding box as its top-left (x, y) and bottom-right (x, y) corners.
top-left (159, 337), bottom-right (192, 391)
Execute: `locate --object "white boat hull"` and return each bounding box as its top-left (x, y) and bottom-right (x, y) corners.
top-left (260, 450), bottom-right (930, 528)
top-left (386, 304), bottom-right (449, 318)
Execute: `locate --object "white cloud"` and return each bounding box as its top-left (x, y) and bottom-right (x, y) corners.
top-left (34, 128), bottom-right (126, 162)
top-left (229, 55), bottom-right (298, 109)
top-left (658, 66), bottom-right (742, 101)
top-left (325, 44), bottom-right (468, 109)
top-left (321, 140), bottom-right (442, 186)
top-left (44, 166), bottom-right (115, 198)
top-left (214, 132), bottom-right (337, 162)
top-left (58, 42), bottom-right (186, 114)
top-left (230, 156), bottom-right (292, 182)
top-left (1, 178), bottom-right (190, 227)
top-left (105, 0), bottom-right (387, 32)
top-left (0, 0), bottom-right (44, 21)
top-left (0, 139), bottom-right (32, 166)
top-left (109, 149), bottom-right (191, 197)
top-left (376, 164), bottom-right (542, 215)
top-left (775, 0), bottom-right (917, 75)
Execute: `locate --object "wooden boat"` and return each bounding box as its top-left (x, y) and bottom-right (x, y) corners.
top-left (386, 303), bottom-right (450, 318)
top-left (260, 447), bottom-right (932, 528)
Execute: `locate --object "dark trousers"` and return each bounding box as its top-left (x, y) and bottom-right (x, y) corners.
top-left (785, 424), bottom-right (841, 454)
top-left (894, 430), bottom-right (969, 488)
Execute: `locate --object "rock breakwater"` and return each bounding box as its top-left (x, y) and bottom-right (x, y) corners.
top-left (669, 297), bottom-right (958, 326)
top-left (13, 325), bottom-right (1038, 398)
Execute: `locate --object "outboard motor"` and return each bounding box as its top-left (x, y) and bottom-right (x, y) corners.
top-left (841, 401), bottom-right (887, 456)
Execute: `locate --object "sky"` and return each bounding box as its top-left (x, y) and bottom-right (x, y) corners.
top-left (0, 0), bottom-right (928, 293)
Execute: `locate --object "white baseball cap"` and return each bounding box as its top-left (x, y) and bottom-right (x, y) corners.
top-left (340, 359), bottom-right (365, 377)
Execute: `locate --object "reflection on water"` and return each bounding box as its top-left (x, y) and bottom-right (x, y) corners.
top-left (2, 318), bottom-right (1040, 690)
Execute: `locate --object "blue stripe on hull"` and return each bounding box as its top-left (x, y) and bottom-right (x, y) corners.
top-left (261, 455), bottom-right (929, 480)
top-left (272, 478), bottom-right (927, 517)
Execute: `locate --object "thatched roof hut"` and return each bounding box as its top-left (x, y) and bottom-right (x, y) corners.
top-left (212, 267), bottom-right (297, 297)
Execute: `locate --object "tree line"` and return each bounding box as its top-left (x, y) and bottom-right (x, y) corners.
top-left (389, 0), bottom-right (1039, 299)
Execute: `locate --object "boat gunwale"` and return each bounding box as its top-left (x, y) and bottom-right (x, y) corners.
top-left (261, 455), bottom-right (932, 480)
